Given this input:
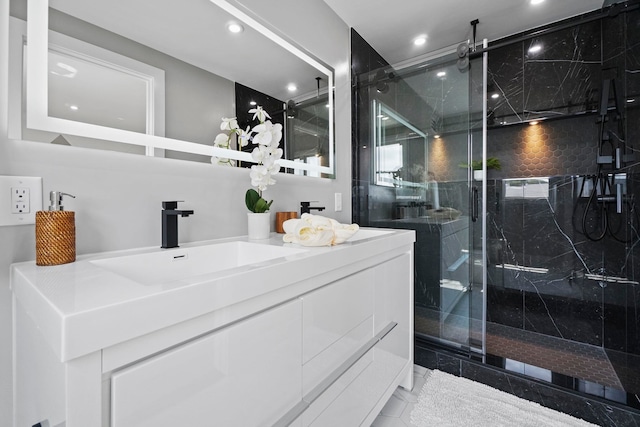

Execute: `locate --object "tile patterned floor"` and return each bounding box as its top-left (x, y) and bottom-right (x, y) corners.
top-left (486, 322), bottom-right (625, 390)
top-left (415, 304), bottom-right (638, 397)
top-left (370, 365), bottom-right (429, 427)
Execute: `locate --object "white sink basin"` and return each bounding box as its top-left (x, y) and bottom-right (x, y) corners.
top-left (90, 241), bottom-right (307, 285)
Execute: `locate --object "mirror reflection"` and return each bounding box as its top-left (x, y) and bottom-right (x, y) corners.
top-left (374, 100), bottom-right (428, 195)
top-left (10, 0), bottom-right (334, 176)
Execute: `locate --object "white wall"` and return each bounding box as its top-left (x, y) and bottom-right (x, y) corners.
top-left (0, 1), bottom-right (351, 425)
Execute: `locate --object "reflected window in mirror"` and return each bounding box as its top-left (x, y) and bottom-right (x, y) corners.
top-left (373, 100), bottom-right (428, 193)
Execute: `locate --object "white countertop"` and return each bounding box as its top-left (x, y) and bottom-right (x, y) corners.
top-left (11, 227), bottom-right (415, 362)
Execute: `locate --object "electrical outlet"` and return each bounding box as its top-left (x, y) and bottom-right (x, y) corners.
top-left (11, 187), bottom-right (30, 214)
top-left (0, 176), bottom-right (43, 226)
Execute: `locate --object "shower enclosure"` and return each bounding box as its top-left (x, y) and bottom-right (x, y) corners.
top-left (352, 29), bottom-right (487, 355)
top-left (352, 4), bottom-right (640, 416)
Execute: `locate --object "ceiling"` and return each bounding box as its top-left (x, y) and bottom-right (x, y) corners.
top-left (49, 0), bottom-right (325, 102)
top-left (322, 0), bottom-right (604, 65)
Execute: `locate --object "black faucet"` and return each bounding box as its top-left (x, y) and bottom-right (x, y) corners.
top-left (161, 201), bottom-right (194, 248)
top-left (300, 201), bottom-right (326, 215)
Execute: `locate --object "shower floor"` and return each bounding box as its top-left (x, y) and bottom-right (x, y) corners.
top-left (415, 306), bottom-right (640, 406)
top-left (487, 322), bottom-right (623, 390)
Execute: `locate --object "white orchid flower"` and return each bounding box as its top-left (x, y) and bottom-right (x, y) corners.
top-left (220, 117), bottom-right (239, 131)
top-left (213, 107), bottom-right (281, 198)
top-left (214, 132), bottom-right (230, 147)
top-left (251, 145), bottom-right (268, 163)
top-left (248, 106), bottom-right (270, 123)
top-left (272, 147), bottom-right (283, 160)
top-left (250, 164), bottom-right (272, 191)
top-left (271, 123), bottom-right (283, 144)
top-left (238, 126), bottom-right (251, 147)
top-left (252, 129), bottom-right (273, 146)
top-left (253, 121), bottom-right (283, 147)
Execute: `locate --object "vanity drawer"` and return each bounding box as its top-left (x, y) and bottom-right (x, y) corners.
top-left (302, 316), bottom-right (372, 395)
top-left (301, 325), bottom-right (409, 427)
top-left (301, 269), bottom-right (374, 365)
top-left (110, 300), bottom-right (302, 427)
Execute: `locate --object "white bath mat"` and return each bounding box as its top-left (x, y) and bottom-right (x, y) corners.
top-left (410, 370), bottom-right (597, 427)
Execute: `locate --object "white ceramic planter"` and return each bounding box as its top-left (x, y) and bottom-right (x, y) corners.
top-left (247, 212), bottom-right (271, 240)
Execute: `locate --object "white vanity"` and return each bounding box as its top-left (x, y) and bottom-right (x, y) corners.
top-left (12, 228), bottom-right (415, 427)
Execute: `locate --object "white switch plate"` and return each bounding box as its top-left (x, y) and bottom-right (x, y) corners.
top-left (0, 176), bottom-right (43, 226)
top-left (334, 192), bottom-right (342, 212)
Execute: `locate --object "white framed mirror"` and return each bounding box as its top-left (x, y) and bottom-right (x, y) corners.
top-left (21, 0), bottom-right (334, 176)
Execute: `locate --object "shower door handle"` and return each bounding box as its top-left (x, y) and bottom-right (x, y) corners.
top-left (471, 186), bottom-right (479, 222)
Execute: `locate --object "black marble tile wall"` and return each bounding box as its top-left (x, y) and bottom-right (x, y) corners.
top-left (484, 7), bottom-right (640, 376)
top-left (351, 29), bottom-right (389, 225)
top-left (488, 13), bottom-right (602, 126)
top-left (487, 173), bottom-right (640, 352)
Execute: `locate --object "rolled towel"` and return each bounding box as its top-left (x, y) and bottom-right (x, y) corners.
top-left (283, 213), bottom-right (359, 246)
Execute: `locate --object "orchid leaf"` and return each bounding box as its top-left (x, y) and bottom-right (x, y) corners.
top-left (254, 197), bottom-right (271, 213)
top-left (245, 189), bottom-right (260, 212)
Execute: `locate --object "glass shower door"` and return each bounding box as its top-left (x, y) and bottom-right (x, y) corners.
top-left (356, 49), bottom-right (486, 354)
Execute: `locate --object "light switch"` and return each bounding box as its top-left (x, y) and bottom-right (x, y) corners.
top-left (335, 193), bottom-right (342, 212)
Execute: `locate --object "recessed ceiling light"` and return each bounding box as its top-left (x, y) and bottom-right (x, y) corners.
top-left (528, 44), bottom-right (542, 54)
top-left (491, 93), bottom-right (499, 99)
top-left (227, 23), bottom-right (244, 33)
top-left (437, 71), bottom-right (446, 78)
top-left (529, 120), bottom-right (539, 126)
top-left (414, 35), bottom-right (427, 46)
top-left (434, 135), bottom-right (441, 139)
top-left (249, 101), bottom-right (257, 106)
top-left (531, 0), bottom-right (545, 4)
top-left (287, 83), bottom-right (297, 92)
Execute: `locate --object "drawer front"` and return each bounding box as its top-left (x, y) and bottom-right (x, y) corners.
top-left (111, 300), bottom-right (302, 427)
top-left (303, 327), bottom-right (408, 427)
top-left (302, 269), bottom-right (374, 364)
top-left (374, 253), bottom-right (412, 361)
top-left (302, 316), bottom-right (372, 395)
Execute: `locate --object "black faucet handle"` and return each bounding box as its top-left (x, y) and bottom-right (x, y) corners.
top-left (162, 200), bottom-right (184, 210)
top-left (300, 201), bottom-right (325, 215)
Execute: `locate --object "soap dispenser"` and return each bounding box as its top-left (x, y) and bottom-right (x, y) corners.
top-left (35, 191), bottom-right (76, 266)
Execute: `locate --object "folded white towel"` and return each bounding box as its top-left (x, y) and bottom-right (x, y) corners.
top-left (283, 213), bottom-right (360, 246)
